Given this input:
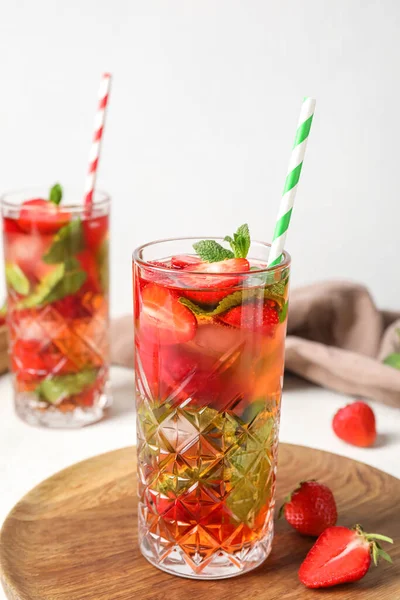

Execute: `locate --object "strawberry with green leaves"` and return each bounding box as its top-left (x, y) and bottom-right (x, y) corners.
top-left (299, 525), bottom-right (393, 589)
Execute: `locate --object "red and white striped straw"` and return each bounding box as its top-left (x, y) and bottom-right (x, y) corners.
top-left (84, 72), bottom-right (112, 208)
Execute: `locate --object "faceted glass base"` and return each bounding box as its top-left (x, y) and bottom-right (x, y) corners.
top-left (140, 524), bottom-right (273, 580)
top-left (14, 388), bottom-right (112, 429)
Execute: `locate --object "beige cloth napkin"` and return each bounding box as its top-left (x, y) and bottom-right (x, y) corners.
top-left (111, 281), bottom-right (400, 408)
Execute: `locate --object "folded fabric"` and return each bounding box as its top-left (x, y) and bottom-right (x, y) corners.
top-left (111, 281), bottom-right (400, 408)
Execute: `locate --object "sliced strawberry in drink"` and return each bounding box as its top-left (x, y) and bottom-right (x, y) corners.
top-left (11, 339), bottom-right (46, 380)
top-left (18, 199), bottom-right (71, 234)
top-left (219, 299), bottom-right (279, 336)
top-left (183, 258), bottom-right (249, 279)
top-left (138, 261), bottom-right (176, 289)
top-left (139, 283), bottom-right (197, 345)
top-left (180, 258), bottom-right (250, 306)
top-left (3, 218), bottom-right (22, 234)
top-left (171, 255), bottom-right (202, 269)
top-left (83, 215), bottom-right (108, 252)
top-left (149, 261), bottom-right (172, 268)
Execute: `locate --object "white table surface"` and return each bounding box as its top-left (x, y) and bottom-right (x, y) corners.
top-left (0, 368), bottom-right (399, 599)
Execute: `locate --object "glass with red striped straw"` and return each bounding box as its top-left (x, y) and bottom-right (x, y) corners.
top-left (1, 74), bottom-right (112, 427)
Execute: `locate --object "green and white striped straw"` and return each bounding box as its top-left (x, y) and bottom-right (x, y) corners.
top-left (267, 97), bottom-right (316, 267)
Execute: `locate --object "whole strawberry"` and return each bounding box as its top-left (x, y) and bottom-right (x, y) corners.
top-left (279, 480), bottom-right (337, 536)
top-left (333, 401), bottom-right (377, 447)
top-left (299, 524), bottom-right (393, 588)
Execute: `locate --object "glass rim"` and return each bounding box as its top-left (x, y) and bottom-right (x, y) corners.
top-left (0, 187), bottom-right (111, 213)
top-left (133, 237), bottom-right (291, 276)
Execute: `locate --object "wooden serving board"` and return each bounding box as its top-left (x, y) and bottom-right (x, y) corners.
top-left (1, 444), bottom-right (399, 600)
top-left (0, 326), bottom-right (8, 375)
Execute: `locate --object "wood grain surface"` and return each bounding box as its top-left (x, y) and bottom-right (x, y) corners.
top-left (1, 444), bottom-right (399, 600)
top-left (0, 326), bottom-right (8, 375)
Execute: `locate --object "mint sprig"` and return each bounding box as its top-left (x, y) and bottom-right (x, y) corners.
top-left (224, 223), bottom-right (250, 259)
top-left (179, 278), bottom-right (289, 316)
top-left (225, 416), bottom-right (275, 524)
top-left (192, 240), bottom-right (234, 262)
top-left (137, 401), bottom-right (276, 526)
top-left (36, 369), bottom-right (97, 404)
top-left (5, 263), bottom-right (30, 296)
top-left (16, 219), bottom-right (87, 309)
top-left (193, 223), bottom-right (251, 262)
top-left (43, 258), bottom-right (87, 305)
top-left (279, 301), bottom-right (289, 323)
top-left (43, 219), bottom-right (85, 264)
top-left (49, 183), bottom-right (63, 205)
top-left (17, 264), bottom-right (65, 309)
top-left (17, 260), bottom-right (87, 309)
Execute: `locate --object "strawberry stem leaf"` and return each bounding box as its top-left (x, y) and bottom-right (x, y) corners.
top-left (365, 534), bottom-right (394, 544)
top-left (376, 548), bottom-right (393, 564)
top-left (353, 525), bottom-right (393, 567)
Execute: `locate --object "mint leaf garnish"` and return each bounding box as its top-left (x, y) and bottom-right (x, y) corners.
top-left (193, 240), bottom-right (234, 262)
top-left (193, 223), bottom-right (251, 262)
top-left (17, 260), bottom-right (86, 309)
top-left (43, 258), bottom-right (87, 304)
top-left (279, 301), bottom-right (289, 323)
top-left (49, 183), bottom-right (63, 205)
top-left (180, 291), bottom-right (244, 316)
top-left (383, 353), bottom-right (400, 370)
top-left (43, 219), bottom-right (85, 264)
top-left (225, 415), bottom-right (275, 524)
top-left (97, 238), bottom-right (109, 293)
top-left (137, 401), bottom-right (275, 526)
top-left (224, 223), bottom-right (250, 258)
top-left (37, 369), bottom-right (97, 404)
top-left (5, 263), bottom-right (30, 296)
top-left (179, 279), bottom-right (288, 316)
top-left (17, 264), bottom-right (65, 308)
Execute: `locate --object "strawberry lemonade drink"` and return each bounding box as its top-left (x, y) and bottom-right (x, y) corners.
top-left (134, 225), bottom-right (290, 579)
top-left (1, 185), bottom-right (110, 427)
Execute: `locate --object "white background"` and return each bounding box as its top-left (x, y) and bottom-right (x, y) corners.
top-left (1, 0), bottom-right (400, 318)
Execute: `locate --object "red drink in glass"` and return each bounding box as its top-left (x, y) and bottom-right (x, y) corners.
top-left (133, 237), bottom-right (290, 579)
top-left (1, 187), bottom-right (110, 427)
